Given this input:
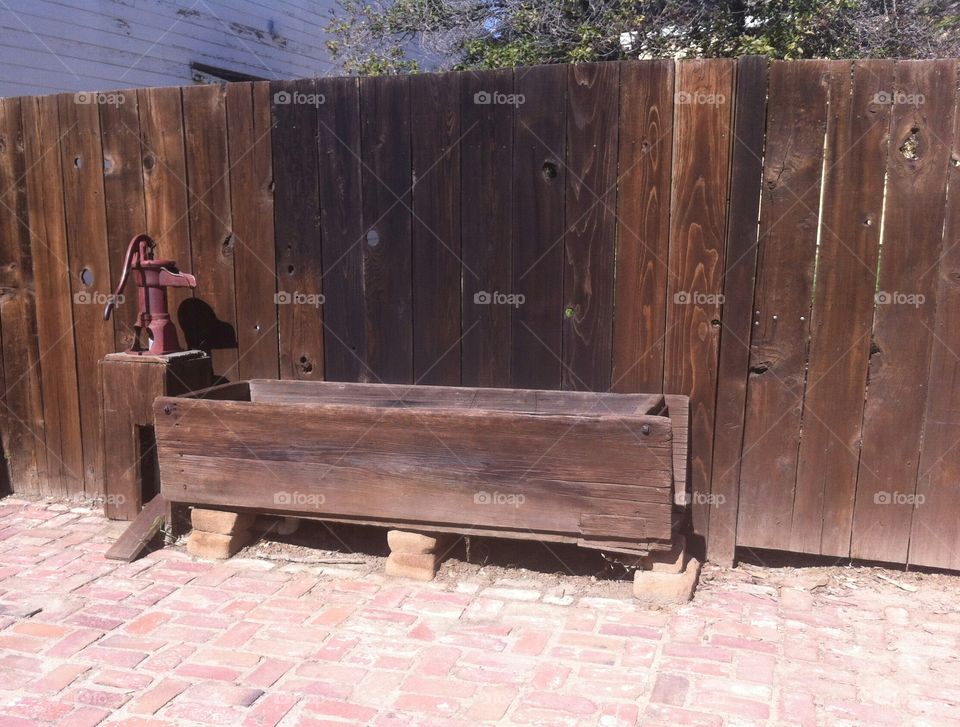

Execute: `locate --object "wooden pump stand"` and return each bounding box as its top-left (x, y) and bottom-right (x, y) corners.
top-left (100, 350), bottom-right (212, 521)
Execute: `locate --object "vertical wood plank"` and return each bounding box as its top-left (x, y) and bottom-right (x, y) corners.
top-left (736, 61), bottom-right (832, 551)
top-left (910, 61), bottom-right (960, 569)
top-left (99, 89), bottom-right (146, 353)
top-left (182, 84), bottom-right (237, 380)
top-left (562, 62), bottom-right (619, 392)
top-left (360, 75), bottom-right (413, 384)
top-left (511, 64), bottom-right (566, 390)
top-left (708, 56), bottom-right (769, 565)
top-left (137, 87), bottom-right (192, 333)
top-left (0, 97), bottom-right (44, 493)
top-left (664, 59), bottom-right (737, 538)
top-left (611, 59), bottom-right (675, 393)
top-left (411, 71), bottom-right (462, 386)
top-left (792, 60), bottom-right (894, 557)
top-left (226, 81), bottom-right (279, 380)
top-left (318, 77), bottom-right (366, 382)
top-left (461, 69), bottom-right (514, 387)
top-left (852, 60), bottom-right (956, 563)
top-left (271, 79), bottom-right (324, 381)
top-left (57, 93), bottom-right (115, 495)
top-left (22, 95), bottom-right (84, 496)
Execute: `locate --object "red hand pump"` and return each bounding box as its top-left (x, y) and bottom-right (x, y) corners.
top-left (103, 234), bottom-right (197, 355)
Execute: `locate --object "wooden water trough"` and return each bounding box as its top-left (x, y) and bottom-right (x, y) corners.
top-left (153, 380), bottom-right (689, 560)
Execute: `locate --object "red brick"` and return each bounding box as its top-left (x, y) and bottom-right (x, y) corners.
top-left (651, 673), bottom-right (689, 706)
top-left (512, 630), bottom-right (550, 656)
top-left (125, 612), bottom-right (171, 635)
top-left (600, 702), bottom-right (640, 726)
top-left (246, 657), bottom-right (294, 688)
top-left (523, 691), bottom-right (597, 715)
top-left (402, 675), bottom-right (476, 698)
top-left (66, 687), bottom-right (131, 709)
top-left (57, 706), bottom-right (111, 727)
top-left (303, 698), bottom-right (378, 722)
top-left (691, 690), bottom-right (770, 720)
top-left (129, 678), bottom-right (189, 715)
top-left (28, 663), bottom-right (89, 694)
top-left (393, 693), bottom-right (460, 716)
top-left (92, 670), bottom-right (153, 690)
top-left (243, 693), bottom-right (299, 727)
top-left (13, 622), bottom-right (69, 639)
top-left (532, 663), bottom-right (570, 690)
top-left (164, 702), bottom-right (246, 725)
top-left (642, 703), bottom-right (722, 727)
top-left (709, 634), bottom-right (778, 654)
top-left (175, 663), bottom-right (241, 681)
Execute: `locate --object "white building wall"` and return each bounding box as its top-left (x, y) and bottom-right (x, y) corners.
top-left (0, 0), bottom-right (338, 98)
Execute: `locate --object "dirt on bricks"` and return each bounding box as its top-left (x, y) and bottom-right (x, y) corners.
top-left (1, 496), bottom-right (960, 726)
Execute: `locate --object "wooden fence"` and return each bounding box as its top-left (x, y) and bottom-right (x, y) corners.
top-left (1, 57), bottom-right (959, 570)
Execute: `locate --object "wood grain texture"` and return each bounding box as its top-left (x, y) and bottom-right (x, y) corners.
top-left (411, 71), bottom-right (462, 385)
top-left (156, 386), bottom-right (674, 544)
top-left (137, 87), bottom-right (192, 327)
top-left (360, 74), bottom-right (413, 384)
top-left (226, 81), bottom-right (279, 381)
top-left (792, 60), bottom-right (893, 557)
top-left (851, 60), bottom-right (957, 563)
top-left (104, 494), bottom-right (167, 562)
top-left (271, 78), bottom-right (324, 381)
top-left (57, 93), bottom-right (114, 495)
top-left (562, 62), bottom-right (619, 392)
top-left (664, 59), bottom-right (737, 538)
top-left (21, 94), bottom-right (83, 496)
top-left (317, 76), bottom-right (366, 382)
top-left (736, 61), bottom-right (832, 551)
top-left (708, 56), bottom-right (769, 565)
top-left (0, 97), bottom-right (44, 492)
top-left (907, 61), bottom-right (960, 570)
top-left (611, 60), bottom-right (675, 394)
top-left (98, 90), bottom-right (146, 352)
top-left (182, 84), bottom-right (237, 379)
top-left (512, 64), bottom-right (566, 390)
top-left (461, 69), bottom-right (514, 387)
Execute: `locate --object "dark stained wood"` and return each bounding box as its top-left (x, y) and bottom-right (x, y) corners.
top-left (0, 97), bottom-right (44, 493)
top-left (707, 56), bottom-right (769, 565)
top-left (664, 59), bottom-right (737, 538)
top-left (562, 62), bottom-right (619, 392)
top-left (105, 494), bottom-right (167, 561)
top-left (248, 379), bottom-right (664, 416)
top-left (511, 64), bottom-right (566, 390)
top-left (182, 84), bottom-right (238, 379)
top-left (156, 390), bottom-right (675, 544)
top-left (736, 60), bottom-right (832, 552)
top-left (21, 95), bottom-right (83, 496)
top-left (360, 74), bottom-right (413, 384)
top-left (100, 352), bottom-right (213, 520)
top-left (910, 61), bottom-right (960, 569)
top-left (792, 60), bottom-right (894, 557)
top-left (271, 78), bottom-right (324, 381)
top-left (664, 394), bottom-right (690, 504)
top-left (226, 81), bottom-right (279, 380)
top-left (411, 71), bottom-right (462, 386)
top-left (57, 93), bottom-right (115, 495)
top-left (461, 69), bottom-right (514, 387)
top-left (137, 87), bottom-right (193, 327)
top-left (99, 90), bottom-right (146, 352)
top-left (851, 60), bottom-right (957, 563)
top-left (317, 76), bottom-right (366, 382)
top-left (611, 60), bottom-right (675, 394)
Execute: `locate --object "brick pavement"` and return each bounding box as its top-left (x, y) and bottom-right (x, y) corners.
top-left (0, 497), bottom-right (958, 726)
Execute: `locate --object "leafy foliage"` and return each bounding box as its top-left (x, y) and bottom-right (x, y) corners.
top-left (325, 0), bottom-right (960, 74)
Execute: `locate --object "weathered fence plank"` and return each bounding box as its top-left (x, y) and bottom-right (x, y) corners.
top-left (226, 81), bottom-right (279, 381)
top-left (611, 59), bottom-right (675, 395)
top-left (21, 94), bottom-right (83, 496)
top-left (664, 59), bottom-right (736, 538)
top-left (793, 60), bottom-right (893, 556)
top-left (0, 97), bottom-right (44, 493)
top-left (360, 74), bottom-right (413, 384)
top-left (736, 60), bottom-right (832, 552)
top-left (461, 69), bottom-right (514, 387)
top-left (708, 55), bottom-right (769, 565)
top-left (562, 62), bottom-right (619, 392)
top-left (411, 71), bottom-right (462, 386)
top-left (272, 78), bottom-right (324, 381)
top-left (852, 59), bottom-right (958, 563)
top-left (908, 60), bottom-right (960, 571)
top-left (511, 64), bottom-right (566, 390)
